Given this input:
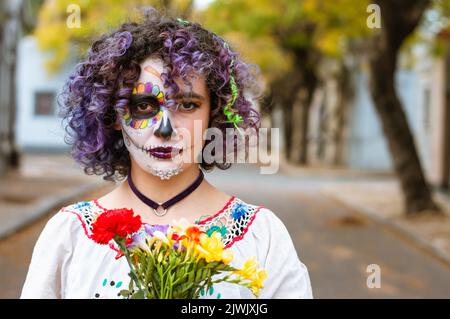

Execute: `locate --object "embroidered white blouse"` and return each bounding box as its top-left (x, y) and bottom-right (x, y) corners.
top-left (21, 196), bottom-right (313, 299)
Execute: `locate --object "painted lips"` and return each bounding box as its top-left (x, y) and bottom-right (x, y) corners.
top-left (147, 146), bottom-right (182, 159)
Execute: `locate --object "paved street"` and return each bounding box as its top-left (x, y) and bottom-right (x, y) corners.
top-left (209, 164), bottom-right (450, 298)
top-left (1, 163), bottom-right (449, 298)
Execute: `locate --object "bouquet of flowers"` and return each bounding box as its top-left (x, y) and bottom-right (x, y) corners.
top-left (90, 208), bottom-right (267, 299)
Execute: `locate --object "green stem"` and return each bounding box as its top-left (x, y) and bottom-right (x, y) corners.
top-left (116, 238), bottom-right (144, 293)
top-left (157, 266), bottom-right (164, 299)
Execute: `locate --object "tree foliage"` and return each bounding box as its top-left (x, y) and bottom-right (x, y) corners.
top-left (199, 0), bottom-right (370, 83)
top-left (34, 0), bottom-right (193, 72)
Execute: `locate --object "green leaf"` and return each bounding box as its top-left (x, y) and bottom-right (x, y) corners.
top-left (205, 261), bottom-right (220, 269)
top-left (187, 269), bottom-right (195, 283)
top-left (118, 289), bottom-right (131, 298)
top-left (195, 269), bottom-right (203, 282)
top-left (179, 282), bottom-right (194, 294)
top-left (128, 271), bottom-right (140, 285)
top-left (145, 258), bottom-right (155, 283)
top-left (130, 290), bottom-right (145, 299)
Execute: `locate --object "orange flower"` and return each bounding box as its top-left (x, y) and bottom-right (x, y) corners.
top-left (186, 226), bottom-right (204, 243)
top-left (171, 232), bottom-right (186, 242)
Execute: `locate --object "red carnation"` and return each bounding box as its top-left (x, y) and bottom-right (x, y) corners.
top-left (91, 208), bottom-right (142, 245)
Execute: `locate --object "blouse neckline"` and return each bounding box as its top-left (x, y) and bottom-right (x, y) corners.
top-left (91, 195), bottom-right (237, 226)
top-left (63, 195), bottom-right (265, 250)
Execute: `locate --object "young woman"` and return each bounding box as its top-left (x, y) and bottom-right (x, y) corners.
top-left (21, 8), bottom-right (313, 299)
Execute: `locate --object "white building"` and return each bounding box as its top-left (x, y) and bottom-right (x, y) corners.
top-left (16, 35), bottom-right (73, 151)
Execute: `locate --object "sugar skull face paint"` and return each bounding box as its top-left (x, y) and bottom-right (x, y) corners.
top-left (117, 56), bottom-right (211, 180)
top-left (122, 81), bottom-right (165, 129)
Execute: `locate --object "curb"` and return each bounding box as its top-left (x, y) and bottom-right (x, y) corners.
top-left (0, 180), bottom-right (106, 241)
top-left (322, 190), bottom-right (450, 266)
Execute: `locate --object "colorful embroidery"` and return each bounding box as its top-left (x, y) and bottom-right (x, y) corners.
top-left (94, 278), bottom-right (124, 299)
top-left (65, 201), bottom-right (100, 237)
top-left (231, 203), bottom-right (247, 220)
top-left (199, 285), bottom-right (221, 299)
top-left (63, 197), bottom-right (264, 250)
top-left (205, 225), bottom-right (227, 238)
top-left (196, 197), bottom-right (264, 248)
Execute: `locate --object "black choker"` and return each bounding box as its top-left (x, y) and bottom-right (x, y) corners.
top-left (127, 170), bottom-right (204, 217)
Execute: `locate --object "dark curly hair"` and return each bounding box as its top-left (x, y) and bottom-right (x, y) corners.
top-left (60, 7), bottom-right (262, 181)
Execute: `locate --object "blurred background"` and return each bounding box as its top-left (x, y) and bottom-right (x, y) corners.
top-left (0, 0), bottom-right (450, 298)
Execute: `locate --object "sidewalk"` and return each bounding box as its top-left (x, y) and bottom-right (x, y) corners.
top-left (0, 153), bottom-right (114, 240)
top-left (280, 158), bottom-right (450, 266)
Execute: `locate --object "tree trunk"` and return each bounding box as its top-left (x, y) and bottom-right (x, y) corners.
top-left (290, 86), bottom-right (315, 164)
top-left (0, 0), bottom-right (23, 176)
top-left (270, 22), bottom-right (319, 165)
top-left (270, 68), bottom-right (300, 162)
top-left (368, 0), bottom-right (439, 215)
top-left (275, 49), bottom-right (319, 165)
top-left (333, 62), bottom-right (353, 166)
top-left (283, 98), bottom-right (293, 159)
top-left (289, 90), bottom-right (303, 162)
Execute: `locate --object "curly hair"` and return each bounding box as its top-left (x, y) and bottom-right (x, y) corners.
top-left (60, 7), bottom-right (262, 181)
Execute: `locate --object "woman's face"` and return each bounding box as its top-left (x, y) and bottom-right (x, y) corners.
top-left (115, 56), bottom-right (211, 180)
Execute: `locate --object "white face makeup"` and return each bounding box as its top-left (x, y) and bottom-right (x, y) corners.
top-left (117, 56), bottom-right (210, 180)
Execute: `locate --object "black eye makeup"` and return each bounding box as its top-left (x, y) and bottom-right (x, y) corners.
top-left (129, 95), bottom-right (161, 119)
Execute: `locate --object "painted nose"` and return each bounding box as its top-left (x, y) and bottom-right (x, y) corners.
top-left (154, 118), bottom-right (174, 140)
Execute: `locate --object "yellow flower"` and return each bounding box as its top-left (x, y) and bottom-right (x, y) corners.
top-left (221, 249), bottom-right (234, 265)
top-left (154, 241), bottom-right (163, 253)
top-left (153, 230), bottom-right (169, 245)
top-left (251, 268), bottom-right (267, 294)
top-left (235, 257), bottom-right (258, 279)
top-left (233, 257), bottom-right (267, 297)
top-left (196, 232), bottom-right (226, 263)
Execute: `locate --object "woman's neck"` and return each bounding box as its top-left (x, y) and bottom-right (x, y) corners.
top-left (97, 163), bottom-right (230, 225)
top-left (127, 163), bottom-right (202, 203)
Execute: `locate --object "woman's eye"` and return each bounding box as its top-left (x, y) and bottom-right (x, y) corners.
top-left (178, 102), bottom-right (200, 111)
top-left (129, 96), bottom-right (160, 119)
top-left (137, 102), bottom-right (153, 111)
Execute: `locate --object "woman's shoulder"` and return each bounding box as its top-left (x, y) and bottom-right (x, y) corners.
top-left (247, 204), bottom-right (290, 233)
top-left (232, 198), bottom-right (296, 245)
top-left (198, 196), bottom-right (281, 248)
top-left (29, 200), bottom-right (98, 256)
top-left (227, 197), bottom-right (284, 229)
top-left (43, 200), bottom-right (96, 231)
top-left (57, 199), bottom-right (105, 238)
top-left (34, 200), bottom-right (103, 245)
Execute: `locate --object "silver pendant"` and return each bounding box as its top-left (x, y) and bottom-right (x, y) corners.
top-left (153, 204), bottom-right (168, 217)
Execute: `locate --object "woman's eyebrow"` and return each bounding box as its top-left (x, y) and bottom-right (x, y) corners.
top-left (173, 91), bottom-right (205, 100)
top-left (131, 91), bottom-right (205, 101)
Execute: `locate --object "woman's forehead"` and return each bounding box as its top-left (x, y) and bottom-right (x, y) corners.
top-left (137, 56), bottom-right (207, 95)
top-left (138, 56), bottom-right (164, 83)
